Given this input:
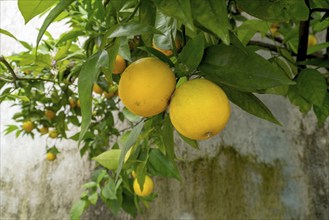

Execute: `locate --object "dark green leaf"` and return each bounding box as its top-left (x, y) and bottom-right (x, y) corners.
top-left (36, 0), bottom-right (75, 47)
top-left (314, 93), bottom-right (329, 127)
top-left (78, 50), bottom-right (109, 141)
top-left (18, 0), bottom-right (57, 24)
top-left (297, 58), bottom-right (329, 68)
top-left (161, 115), bottom-right (175, 160)
top-left (296, 69), bottom-right (327, 107)
top-left (235, 0), bottom-right (309, 21)
top-left (178, 133), bottom-right (199, 149)
top-left (175, 33), bottom-right (204, 76)
top-left (93, 149), bottom-right (121, 170)
top-left (140, 0), bottom-right (156, 46)
top-left (70, 200), bottom-right (88, 220)
top-left (153, 0), bottom-right (194, 31)
top-left (288, 85), bottom-right (312, 114)
top-left (138, 46), bottom-right (174, 67)
top-left (107, 21), bottom-right (162, 38)
top-left (149, 148), bottom-right (181, 180)
top-left (200, 44), bottom-right (294, 92)
top-left (116, 121), bottom-right (144, 181)
top-left (191, 0), bottom-right (230, 45)
top-left (221, 86), bottom-right (281, 125)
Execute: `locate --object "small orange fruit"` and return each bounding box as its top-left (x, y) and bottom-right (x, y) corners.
top-left (45, 110), bottom-right (56, 120)
top-left (46, 152), bottom-right (56, 161)
top-left (39, 127), bottom-right (49, 135)
top-left (133, 175), bottom-right (154, 197)
top-left (22, 121), bottom-right (34, 132)
top-left (48, 130), bottom-right (59, 139)
top-left (69, 98), bottom-right (76, 108)
top-left (93, 83), bottom-right (103, 94)
top-left (113, 55), bottom-right (126, 74)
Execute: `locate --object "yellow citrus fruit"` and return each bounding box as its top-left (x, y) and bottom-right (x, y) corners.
top-left (93, 83), bottom-right (103, 94)
top-left (39, 126), bottom-right (49, 135)
top-left (133, 175), bottom-right (154, 197)
top-left (69, 98), bottom-right (76, 108)
top-left (308, 35), bottom-right (317, 47)
top-left (45, 110), bottom-right (56, 120)
top-left (22, 121), bottom-right (34, 132)
top-left (169, 78), bottom-right (230, 140)
top-left (46, 152), bottom-right (56, 161)
top-left (118, 57), bottom-right (176, 117)
top-left (48, 130), bottom-right (59, 139)
top-left (113, 55), bottom-right (126, 74)
top-left (77, 99), bottom-right (81, 108)
top-left (152, 39), bottom-right (181, 56)
top-left (270, 23), bottom-right (279, 36)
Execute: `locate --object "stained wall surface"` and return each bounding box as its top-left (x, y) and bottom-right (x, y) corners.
top-left (1, 2), bottom-right (328, 220)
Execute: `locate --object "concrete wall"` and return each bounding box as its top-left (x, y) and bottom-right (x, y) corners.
top-left (1, 1), bottom-right (328, 220)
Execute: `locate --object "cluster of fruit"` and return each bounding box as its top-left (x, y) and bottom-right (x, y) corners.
top-left (118, 57), bottom-right (231, 141)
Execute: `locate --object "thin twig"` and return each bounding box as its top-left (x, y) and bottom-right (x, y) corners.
top-left (311, 8), bottom-right (329, 13)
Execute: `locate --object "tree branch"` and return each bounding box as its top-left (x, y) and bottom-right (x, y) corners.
top-left (0, 56), bottom-right (18, 81)
top-left (311, 8), bottom-right (329, 13)
top-left (0, 55), bottom-right (57, 84)
top-left (296, 0), bottom-right (311, 70)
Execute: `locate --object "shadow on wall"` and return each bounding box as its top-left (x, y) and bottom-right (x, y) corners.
top-left (143, 146), bottom-right (285, 220)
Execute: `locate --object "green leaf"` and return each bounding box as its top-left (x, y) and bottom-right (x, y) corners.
top-left (116, 121), bottom-right (144, 181)
top-left (296, 69), bottom-right (327, 107)
top-left (161, 115), bottom-right (175, 160)
top-left (4, 125), bottom-right (19, 135)
top-left (221, 86), bottom-right (281, 125)
top-left (149, 148), bottom-right (181, 180)
top-left (18, 0), bottom-right (57, 24)
top-left (56, 30), bottom-right (85, 45)
top-left (82, 182), bottom-right (98, 189)
top-left (307, 42), bottom-right (329, 55)
top-left (78, 50), bottom-right (109, 141)
top-left (314, 93), bottom-right (329, 127)
top-left (200, 44), bottom-right (294, 92)
top-left (175, 33), bottom-right (204, 76)
top-left (107, 21), bottom-right (162, 38)
top-left (191, 0), bottom-right (230, 45)
top-left (88, 192), bottom-right (98, 205)
top-left (93, 149), bottom-right (121, 170)
top-left (36, 0), bottom-right (75, 47)
top-left (288, 85), bottom-right (312, 114)
top-left (235, 0), bottom-right (309, 22)
top-left (237, 20), bottom-right (269, 45)
top-left (178, 133), bottom-right (199, 149)
top-left (140, 0), bottom-right (156, 46)
top-left (152, 0), bottom-right (194, 31)
top-left (70, 200), bottom-right (88, 220)
top-left (297, 58), bottom-right (329, 68)
top-left (102, 178), bottom-right (117, 200)
top-left (153, 11), bottom-right (177, 50)
top-left (0, 29), bottom-right (32, 50)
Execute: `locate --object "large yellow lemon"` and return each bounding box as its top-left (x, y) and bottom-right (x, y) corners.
top-left (133, 175), bottom-right (154, 197)
top-left (169, 79), bottom-right (230, 140)
top-left (119, 57), bottom-right (176, 117)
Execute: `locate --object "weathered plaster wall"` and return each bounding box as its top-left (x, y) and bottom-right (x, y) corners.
top-left (1, 1), bottom-right (328, 220)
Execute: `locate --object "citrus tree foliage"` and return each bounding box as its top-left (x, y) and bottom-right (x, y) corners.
top-left (1, 0), bottom-right (329, 218)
